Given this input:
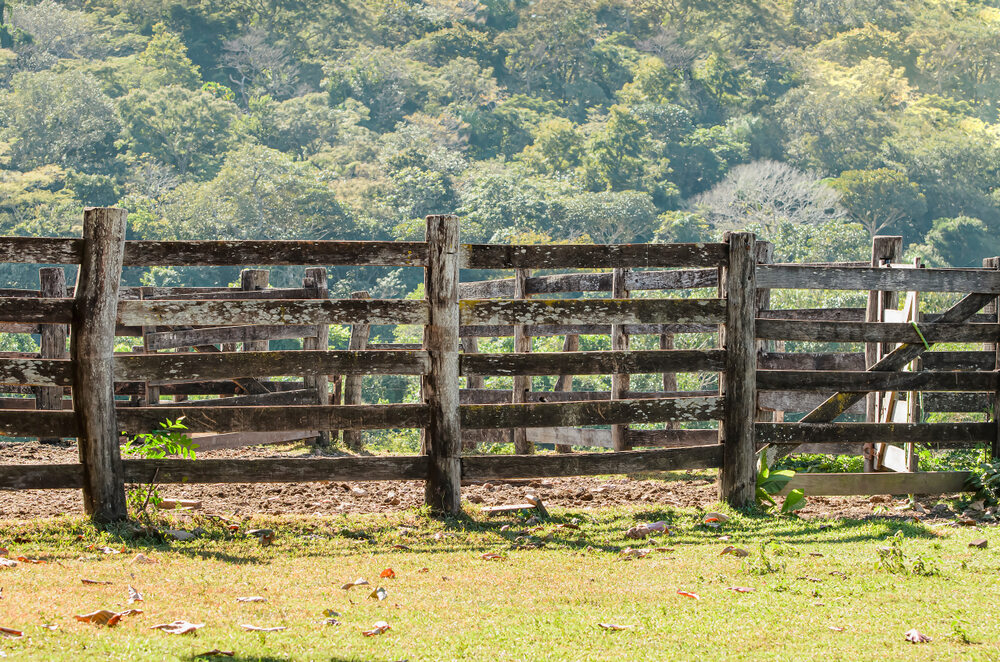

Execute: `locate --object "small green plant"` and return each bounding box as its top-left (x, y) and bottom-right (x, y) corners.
top-left (875, 531), bottom-right (941, 577)
top-left (742, 541), bottom-right (790, 575)
top-left (756, 456), bottom-right (807, 514)
top-left (951, 618), bottom-right (975, 644)
top-left (964, 459), bottom-right (1000, 506)
top-left (123, 418), bottom-right (197, 516)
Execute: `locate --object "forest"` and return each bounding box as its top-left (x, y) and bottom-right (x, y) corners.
top-left (1, 0), bottom-right (1000, 297)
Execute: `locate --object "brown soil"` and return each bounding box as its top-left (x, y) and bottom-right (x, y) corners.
top-left (0, 441), bottom-right (975, 522)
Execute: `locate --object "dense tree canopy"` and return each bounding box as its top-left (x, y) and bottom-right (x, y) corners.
top-left (1, 0), bottom-right (999, 291)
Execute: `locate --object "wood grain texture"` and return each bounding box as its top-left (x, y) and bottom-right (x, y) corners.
top-left (757, 264), bottom-right (1000, 293)
top-left (302, 267), bottom-right (331, 445)
top-left (757, 369), bottom-right (997, 392)
top-left (0, 297), bottom-right (74, 323)
top-left (458, 323), bottom-right (716, 337)
top-left (627, 428), bottom-right (719, 448)
top-left (758, 352), bottom-right (866, 371)
top-left (116, 404), bottom-right (431, 434)
top-left (757, 422), bottom-right (994, 445)
top-left (461, 350), bottom-right (725, 377)
top-left (0, 237), bottom-right (83, 264)
top-left (144, 324), bottom-right (319, 351)
top-left (922, 392), bottom-right (990, 413)
top-left (461, 445), bottom-right (723, 480)
top-left (148, 388), bottom-right (319, 408)
top-left (460, 396), bottom-right (723, 429)
top-left (0, 410), bottom-right (79, 436)
top-left (756, 320), bottom-right (999, 342)
top-left (122, 240), bottom-right (428, 267)
top-left (611, 267), bottom-right (630, 452)
top-left (72, 208), bottom-right (129, 522)
top-left (458, 268), bottom-right (718, 298)
top-left (460, 243), bottom-right (728, 269)
top-left (37, 268), bottom-right (69, 442)
top-left (422, 215), bottom-right (462, 513)
top-left (118, 298), bottom-right (429, 327)
top-left (778, 471), bottom-right (972, 496)
top-left (718, 232), bottom-right (757, 507)
top-left (512, 268), bottom-right (532, 455)
top-left (0, 358), bottom-right (73, 386)
top-left (343, 290), bottom-right (372, 451)
top-left (459, 298), bottom-right (725, 326)
top-left (123, 456), bottom-right (429, 484)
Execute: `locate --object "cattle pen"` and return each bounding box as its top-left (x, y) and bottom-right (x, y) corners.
top-left (1, 208), bottom-right (998, 522)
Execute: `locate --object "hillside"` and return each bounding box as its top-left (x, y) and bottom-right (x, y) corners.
top-left (1, 0), bottom-right (999, 293)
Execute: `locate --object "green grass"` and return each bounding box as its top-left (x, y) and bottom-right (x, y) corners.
top-left (1, 505), bottom-right (999, 661)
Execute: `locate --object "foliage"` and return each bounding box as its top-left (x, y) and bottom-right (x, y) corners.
top-left (875, 531), bottom-right (941, 577)
top-left (756, 457), bottom-right (807, 514)
top-left (964, 459), bottom-right (1000, 506)
top-left (123, 417), bottom-right (197, 515)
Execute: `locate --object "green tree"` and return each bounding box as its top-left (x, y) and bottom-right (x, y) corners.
top-left (907, 216), bottom-right (1000, 267)
top-left (554, 190), bottom-right (659, 243)
top-left (580, 105), bottom-right (651, 191)
top-left (520, 118), bottom-right (584, 174)
top-left (117, 85), bottom-right (237, 177)
top-left (0, 70), bottom-right (120, 172)
top-left (134, 25), bottom-right (202, 89)
top-left (829, 168), bottom-right (927, 237)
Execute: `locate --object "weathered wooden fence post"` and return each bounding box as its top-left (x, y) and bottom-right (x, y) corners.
top-left (864, 235), bottom-right (902, 471)
top-left (303, 267), bottom-right (330, 447)
top-left (753, 241), bottom-right (774, 424)
top-left (611, 267), bottom-right (630, 451)
top-left (985, 256), bottom-right (1000, 460)
top-left (240, 269), bottom-right (269, 351)
top-left (37, 267), bottom-right (68, 443)
top-left (343, 290), bottom-right (371, 451)
top-left (72, 207), bottom-right (128, 523)
top-left (718, 232), bottom-right (757, 507)
top-left (423, 214), bottom-right (461, 513)
top-left (553, 333), bottom-right (578, 453)
top-left (512, 268), bottom-right (533, 454)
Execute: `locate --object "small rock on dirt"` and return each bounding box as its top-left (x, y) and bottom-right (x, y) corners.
top-left (969, 538), bottom-right (988, 549)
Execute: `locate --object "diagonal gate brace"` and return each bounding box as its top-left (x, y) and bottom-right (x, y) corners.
top-left (770, 291), bottom-right (997, 458)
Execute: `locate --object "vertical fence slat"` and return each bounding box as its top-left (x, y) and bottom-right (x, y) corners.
top-left (553, 333), bottom-right (578, 453)
top-left (423, 214), bottom-right (461, 513)
top-left (986, 256), bottom-right (1000, 460)
top-left (343, 290), bottom-right (371, 451)
top-left (611, 267), bottom-right (630, 451)
top-left (240, 269), bottom-right (269, 351)
top-left (512, 268), bottom-right (533, 454)
top-left (303, 267), bottom-right (330, 447)
top-left (461, 334), bottom-right (482, 451)
top-left (865, 235), bottom-right (902, 471)
top-left (72, 207), bottom-right (128, 523)
top-left (38, 267), bottom-right (68, 443)
top-left (753, 242), bottom-right (773, 424)
top-left (718, 232), bottom-right (757, 507)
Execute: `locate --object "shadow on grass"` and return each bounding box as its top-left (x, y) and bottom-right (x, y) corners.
top-left (184, 657), bottom-right (375, 662)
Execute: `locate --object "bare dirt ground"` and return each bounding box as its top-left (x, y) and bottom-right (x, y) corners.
top-left (0, 441), bottom-right (978, 522)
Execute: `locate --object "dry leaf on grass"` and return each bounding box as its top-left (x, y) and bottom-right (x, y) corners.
top-left (131, 553), bottom-right (156, 565)
top-left (905, 629), bottom-right (931, 643)
top-left (703, 512), bottom-right (730, 527)
top-left (341, 577), bottom-right (369, 590)
top-left (127, 586), bottom-right (143, 604)
top-left (0, 627), bottom-right (23, 638)
top-left (380, 568), bottom-right (396, 579)
top-left (727, 587), bottom-right (754, 593)
top-left (0, 559), bottom-right (16, 568)
top-left (195, 651), bottom-right (234, 658)
top-left (720, 546), bottom-right (749, 558)
top-left (236, 597), bottom-right (267, 603)
top-left (81, 579), bottom-right (112, 585)
top-left (362, 620), bottom-right (391, 637)
top-left (676, 591), bottom-right (700, 600)
top-left (40, 623), bottom-right (57, 631)
top-left (75, 609), bottom-right (143, 627)
top-left (240, 624), bottom-right (286, 632)
top-left (620, 547), bottom-right (651, 559)
top-left (15, 557), bottom-right (43, 564)
top-left (151, 620), bottom-right (204, 635)
top-left (481, 552), bottom-right (503, 561)
top-left (829, 626), bottom-right (846, 632)
top-left (417, 567), bottom-right (429, 573)
top-left (369, 587), bottom-right (388, 601)
top-left (598, 623), bottom-right (632, 631)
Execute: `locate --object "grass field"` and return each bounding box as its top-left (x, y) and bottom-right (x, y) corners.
top-left (0, 503), bottom-right (998, 661)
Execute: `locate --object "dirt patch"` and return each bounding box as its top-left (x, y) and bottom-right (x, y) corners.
top-left (0, 441), bottom-right (976, 522)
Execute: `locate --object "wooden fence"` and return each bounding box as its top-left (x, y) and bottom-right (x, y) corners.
top-left (0, 208), bottom-right (998, 521)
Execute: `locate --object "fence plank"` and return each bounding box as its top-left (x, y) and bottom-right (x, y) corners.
top-left (118, 298), bottom-right (430, 327)
top-left (459, 298), bottom-right (725, 326)
top-left (611, 268), bottom-right (630, 452)
top-left (122, 240), bottom-right (428, 267)
top-left (37, 268), bottom-right (69, 443)
top-left (0, 358), bottom-right (73, 386)
top-left (758, 308), bottom-right (866, 322)
top-left (757, 370), bottom-right (997, 392)
top-left (144, 324), bottom-right (319, 351)
top-left (116, 404), bottom-right (431, 434)
top-left (342, 291), bottom-right (371, 451)
top-left (512, 268), bottom-right (532, 455)
top-left (461, 350), bottom-right (725, 377)
top-left (756, 320), bottom-right (1000, 343)
top-left (125, 456), bottom-right (429, 484)
top-left (922, 351), bottom-right (995, 371)
top-left (759, 352), bottom-right (865, 371)
top-left (758, 264), bottom-right (1000, 292)
top-left (627, 428), bottom-right (719, 448)
top-left (758, 391), bottom-right (867, 414)
top-left (757, 422), bottom-right (994, 445)
top-left (0, 237), bottom-right (83, 264)
top-left (923, 392), bottom-right (990, 413)
top-left (458, 323), bottom-right (717, 337)
top-left (0, 298), bottom-right (74, 323)
top-left (461, 243), bottom-right (728, 269)
top-left (460, 396), bottom-right (722, 429)
top-left (0, 410), bottom-right (79, 436)
top-left (72, 208), bottom-right (129, 522)
top-left (461, 445), bottom-right (723, 480)
top-left (778, 471), bottom-right (972, 496)
top-left (149, 388), bottom-right (319, 408)
top-left (114, 350), bottom-right (430, 382)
